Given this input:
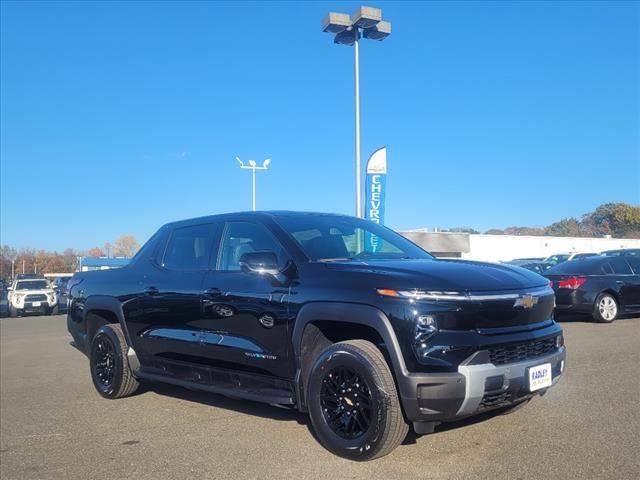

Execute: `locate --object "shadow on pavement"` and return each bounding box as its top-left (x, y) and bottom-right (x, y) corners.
top-left (138, 378), bottom-right (518, 447)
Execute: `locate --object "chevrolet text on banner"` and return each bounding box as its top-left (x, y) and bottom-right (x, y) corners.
top-left (364, 147), bottom-right (387, 252)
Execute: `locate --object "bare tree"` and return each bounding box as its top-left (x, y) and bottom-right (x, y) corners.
top-left (113, 235), bottom-right (140, 258)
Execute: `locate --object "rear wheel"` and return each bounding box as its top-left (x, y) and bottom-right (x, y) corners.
top-left (89, 324), bottom-right (140, 399)
top-left (593, 293), bottom-right (618, 323)
top-left (307, 340), bottom-right (408, 461)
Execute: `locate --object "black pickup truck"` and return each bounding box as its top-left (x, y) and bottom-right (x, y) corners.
top-left (68, 211), bottom-right (565, 460)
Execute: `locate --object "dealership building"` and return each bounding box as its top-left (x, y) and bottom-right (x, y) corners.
top-left (399, 231), bottom-right (640, 262)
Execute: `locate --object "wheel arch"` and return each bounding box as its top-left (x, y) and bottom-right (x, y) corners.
top-left (83, 296), bottom-right (133, 349)
top-left (292, 302), bottom-right (408, 412)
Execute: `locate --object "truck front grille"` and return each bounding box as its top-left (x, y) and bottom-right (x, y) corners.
top-left (25, 294), bottom-right (47, 302)
top-left (488, 337), bottom-right (557, 365)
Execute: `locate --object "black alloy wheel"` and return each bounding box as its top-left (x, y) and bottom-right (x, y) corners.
top-left (92, 333), bottom-right (117, 391)
top-left (307, 340), bottom-right (408, 461)
top-left (88, 321), bottom-right (140, 399)
top-left (319, 367), bottom-right (373, 440)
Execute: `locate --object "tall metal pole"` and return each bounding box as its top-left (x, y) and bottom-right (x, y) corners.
top-left (354, 27), bottom-right (362, 218)
top-left (252, 167), bottom-right (257, 211)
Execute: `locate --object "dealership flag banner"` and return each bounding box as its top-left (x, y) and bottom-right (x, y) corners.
top-left (364, 147), bottom-right (387, 252)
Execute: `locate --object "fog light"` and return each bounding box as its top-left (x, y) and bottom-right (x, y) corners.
top-left (414, 315), bottom-right (439, 358)
top-left (555, 334), bottom-right (564, 349)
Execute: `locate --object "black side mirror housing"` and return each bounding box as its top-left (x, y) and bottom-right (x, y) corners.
top-left (239, 251), bottom-right (296, 285)
top-left (239, 251), bottom-right (280, 275)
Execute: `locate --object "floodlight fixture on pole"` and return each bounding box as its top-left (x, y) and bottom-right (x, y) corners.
top-left (236, 157), bottom-right (271, 211)
top-left (322, 6), bottom-right (391, 218)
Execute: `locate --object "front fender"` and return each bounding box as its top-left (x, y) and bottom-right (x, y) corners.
top-left (291, 302), bottom-right (409, 411)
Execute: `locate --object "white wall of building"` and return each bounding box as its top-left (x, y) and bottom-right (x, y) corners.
top-left (462, 235), bottom-right (640, 262)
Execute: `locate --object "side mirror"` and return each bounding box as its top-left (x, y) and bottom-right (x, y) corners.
top-left (7, 287), bottom-right (12, 291)
top-left (239, 251), bottom-right (280, 275)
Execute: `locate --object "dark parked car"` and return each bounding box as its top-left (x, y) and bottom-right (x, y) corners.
top-left (545, 256), bottom-right (640, 322)
top-left (67, 212), bottom-right (565, 460)
top-left (601, 248), bottom-right (640, 257)
top-left (505, 260), bottom-right (553, 275)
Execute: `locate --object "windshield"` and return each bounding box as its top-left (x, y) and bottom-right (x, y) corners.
top-left (16, 280), bottom-right (49, 290)
top-left (275, 215), bottom-right (433, 261)
top-left (545, 254), bottom-right (570, 264)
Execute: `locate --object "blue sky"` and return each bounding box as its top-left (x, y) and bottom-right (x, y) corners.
top-left (1, 1), bottom-right (639, 251)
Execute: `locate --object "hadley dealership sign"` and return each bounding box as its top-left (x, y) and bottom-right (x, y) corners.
top-left (364, 147), bottom-right (387, 252)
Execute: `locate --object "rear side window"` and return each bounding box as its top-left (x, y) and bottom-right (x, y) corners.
top-left (608, 257), bottom-right (633, 275)
top-left (162, 224), bottom-right (217, 271)
top-left (626, 257), bottom-right (640, 274)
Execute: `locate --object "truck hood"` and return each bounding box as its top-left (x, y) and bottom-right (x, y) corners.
top-left (323, 258), bottom-right (548, 292)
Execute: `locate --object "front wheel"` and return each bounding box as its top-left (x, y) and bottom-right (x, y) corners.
top-left (593, 293), bottom-right (618, 323)
top-left (89, 324), bottom-right (140, 399)
top-left (307, 340), bottom-right (408, 461)
top-left (9, 306), bottom-right (17, 317)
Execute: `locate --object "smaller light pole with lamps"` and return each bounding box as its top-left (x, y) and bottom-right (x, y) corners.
top-left (236, 157), bottom-right (271, 211)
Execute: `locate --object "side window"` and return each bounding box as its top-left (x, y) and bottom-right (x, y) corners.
top-left (601, 262), bottom-right (614, 275)
top-left (161, 224), bottom-right (217, 271)
top-left (609, 257), bottom-right (632, 275)
top-left (624, 257), bottom-right (640, 275)
top-left (217, 222), bottom-right (286, 271)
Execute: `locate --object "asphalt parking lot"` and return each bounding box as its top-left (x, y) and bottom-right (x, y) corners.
top-left (1, 315), bottom-right (639, 480)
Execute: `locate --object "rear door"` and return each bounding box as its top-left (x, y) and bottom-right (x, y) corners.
top-left (619, 257), bottom-right (640, 310)
top-left (125, 222), bottom-right (219, 370)
top-left (200, 219), bottom-right (293, 378)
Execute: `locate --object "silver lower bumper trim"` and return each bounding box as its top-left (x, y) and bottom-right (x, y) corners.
top-left (456, 346), bottom-right (566, 416)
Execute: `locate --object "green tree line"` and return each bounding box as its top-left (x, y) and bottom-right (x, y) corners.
top-left (484, 203), bottom-right (640, 238)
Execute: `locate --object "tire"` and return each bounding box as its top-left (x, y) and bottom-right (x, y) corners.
top-left (89, 323), bottom-right (140, 399)
top-left (9, 306), bottom-right (17, 318)
top-left (593, 293), bottom-right (618, 323)
top-left (47, 305), bottom-right (59, 315)
top-left (307, 340), bottom-right (408, 461)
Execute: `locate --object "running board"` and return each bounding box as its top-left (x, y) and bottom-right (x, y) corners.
top-left (137, 370), bottom-right (296, 406)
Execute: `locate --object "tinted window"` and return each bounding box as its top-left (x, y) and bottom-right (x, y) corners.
top-left (275, 215), bottom-right (432, 261)
top-left (161, 224), bottom-right (216, 271)
top-left (217, 222), bottom-right (286, 271)
top-left (546, 258), bottom-right (605, 275)
top-left (16, 280), bottom-right (49, 290)
top-left (608, 257), bottom-right (632, 275)
top-left (626, 257), bottom-right (640, 274)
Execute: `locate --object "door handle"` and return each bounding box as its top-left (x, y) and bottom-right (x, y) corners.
top-left (144, 286), bottom-right (159, 296)
top-left (203, 287), bottom-right (222, 296)
top-left (615, 280), bottom-right (624, 284)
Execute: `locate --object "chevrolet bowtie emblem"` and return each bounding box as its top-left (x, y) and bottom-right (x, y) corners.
top-left (515, 295), bottom-right (538, 309)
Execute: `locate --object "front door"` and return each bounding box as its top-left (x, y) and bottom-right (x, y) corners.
top-left (200, 220), bottom-right (292, 378)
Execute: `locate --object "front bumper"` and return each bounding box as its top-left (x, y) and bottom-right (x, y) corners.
top-left (14, 301), bottom-right (51, 314)
top-left (398, 346), bottom-right (566, 424)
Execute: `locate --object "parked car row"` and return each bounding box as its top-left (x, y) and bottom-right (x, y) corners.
top-left (1, 273), bottom-right (73, 317)
top-left (544, 255), bottom-right (640, 323)
top-left (503, 249), bottom-right (639, 323)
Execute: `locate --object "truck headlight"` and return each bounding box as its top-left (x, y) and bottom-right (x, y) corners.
top-left (48, 293), bottom-right (56, 303)
top-left (14, 293), bottom-right (25, 303)
top-left (414, 315), bottom-right (439, 357)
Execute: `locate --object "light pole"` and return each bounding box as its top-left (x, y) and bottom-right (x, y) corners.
top-left (236, 157), bottom-right (271, 211)
top-left (322, 6), bottom-right (391, 218)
